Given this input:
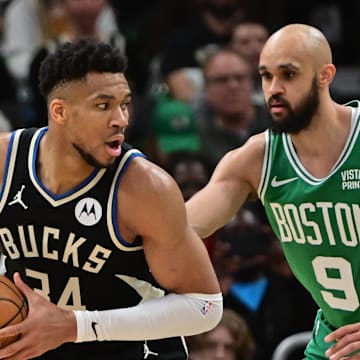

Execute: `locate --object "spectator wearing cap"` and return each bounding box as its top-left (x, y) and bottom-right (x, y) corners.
top-left (146, 93), bottom-right (200, 166)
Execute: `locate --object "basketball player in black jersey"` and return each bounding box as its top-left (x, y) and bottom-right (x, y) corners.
top-left (0, 40), bottom-right (222, 359)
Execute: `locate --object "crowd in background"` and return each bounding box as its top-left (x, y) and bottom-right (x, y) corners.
top-left (0, 0), bottom-right (358, 359)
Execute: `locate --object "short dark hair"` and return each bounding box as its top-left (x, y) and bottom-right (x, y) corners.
top-left (39, 39), bottom-right (128, 98)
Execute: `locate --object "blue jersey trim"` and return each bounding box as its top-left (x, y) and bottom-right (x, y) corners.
top-left (112, 152), bottom-right (146, 247)
top-left (31, 128), bottom-right (99, 200)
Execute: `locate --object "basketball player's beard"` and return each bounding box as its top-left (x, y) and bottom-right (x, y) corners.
top-left (268, 77), bottom-right (319, 134)
top-left (73, 143), bottom-right (114, 169)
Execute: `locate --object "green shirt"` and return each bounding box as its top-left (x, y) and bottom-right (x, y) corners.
top-left (259, 100), bottom-right (360, 328)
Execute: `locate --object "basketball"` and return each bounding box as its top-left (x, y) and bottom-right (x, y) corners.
top-left (0, 275), bottom-right (28, 348)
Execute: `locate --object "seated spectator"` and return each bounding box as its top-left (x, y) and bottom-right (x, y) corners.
top-left (165, 151), bottom-right (215, 256)
top-left (165, 151), bottom-right (212, 201)
top-left (146, 93), bottom-right (201, 165)
top-left (193, 47), bottom-right (269, 167)
top-left (230, 21), bottom-right (269, 105)
top-left (0, 53), bottom-right (23, 130)
top-left (2, 0), bottom-right (118, 82)
top-left (187, 308), bottom-right (256, 360)
top-left (159, 0), bottom-right (245, 103)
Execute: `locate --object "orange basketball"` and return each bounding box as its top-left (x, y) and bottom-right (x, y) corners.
top-left (0, 275), bottom-right (28, 348)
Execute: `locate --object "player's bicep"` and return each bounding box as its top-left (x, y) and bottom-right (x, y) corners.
top-left (186, 149), bottom-right (252, 238)
top-left (138, 175), bottom-right (219, 294)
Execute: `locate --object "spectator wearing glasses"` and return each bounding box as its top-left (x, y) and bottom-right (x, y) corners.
top-left (230, 21), bottom-right (269, 105)
top-left (192, 47), bottom-right (269, 167)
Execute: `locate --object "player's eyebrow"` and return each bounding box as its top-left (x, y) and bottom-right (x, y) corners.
top-left (258, 63), bottom-right (300, 72)
top-left (92, 92), bottom-right (132, 101)
top-left (278, 63), bottom-right (300, 71)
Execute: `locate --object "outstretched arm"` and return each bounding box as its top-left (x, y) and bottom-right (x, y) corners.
top-left (186, 134), bottom-right (265, 238)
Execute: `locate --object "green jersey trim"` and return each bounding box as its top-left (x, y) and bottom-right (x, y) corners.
top-left (284, 104), bottom-right (360, 185)
top-left (258, 130), bottom-right (272, 202)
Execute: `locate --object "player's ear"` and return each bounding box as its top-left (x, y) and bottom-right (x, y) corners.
top-left (49, 98), bottom-right (67, 124)
top-left (318, 63), bottom-right (336, 88)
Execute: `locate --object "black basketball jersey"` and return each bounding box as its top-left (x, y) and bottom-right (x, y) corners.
top-left (0, 128), bottom-right (188, 359)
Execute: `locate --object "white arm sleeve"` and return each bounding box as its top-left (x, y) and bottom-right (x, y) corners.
top-left (74, 292), bottom-right (223, 342)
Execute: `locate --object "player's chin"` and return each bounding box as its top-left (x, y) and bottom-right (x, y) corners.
top-left (103, 156), bottom-right (117, 168)
top-left (270, 107), bottom-right (287, 119)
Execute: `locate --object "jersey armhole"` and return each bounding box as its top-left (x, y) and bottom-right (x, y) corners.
top-left (258, 129), bottom-right (272, 204)
top-left (107, 149), bottom-right (146, 252)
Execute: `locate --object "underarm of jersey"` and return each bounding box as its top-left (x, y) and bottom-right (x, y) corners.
top-left (74, 292), bottom-right (223, 342)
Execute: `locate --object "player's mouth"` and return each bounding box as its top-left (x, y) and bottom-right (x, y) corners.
top-left (105, 137), bottom-right (123, 157)
top-left (268, 99), bottom-right (288, 115)
top-left (270, 104), bottom-right (286, 114)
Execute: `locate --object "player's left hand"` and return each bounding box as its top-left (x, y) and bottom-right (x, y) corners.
top-left (325, 323), bottom-right (360, 359)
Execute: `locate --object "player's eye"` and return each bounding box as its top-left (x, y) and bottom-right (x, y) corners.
top-left (97, 103), bottom-right (109, 110)
top-left (259, 71), bottom-right (272, 79)
top-left (120, 102), bottom-right (130, 111)
top-left (284, 71), bottom-right (296, 79)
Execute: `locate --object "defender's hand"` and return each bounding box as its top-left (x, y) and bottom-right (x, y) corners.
top-left (325, 323), bottom-right (360, 359)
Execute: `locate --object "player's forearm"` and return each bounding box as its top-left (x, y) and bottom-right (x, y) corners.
top-left (186, 198), bottom-right (235, 239)
top-left (74, 292), bottom-right (223, 342)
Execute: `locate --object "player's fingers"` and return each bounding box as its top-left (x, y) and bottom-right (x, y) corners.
top-left (325, 324), bottom-right (360, 342)
top-left (0, 327), bottom-right (21, 358)
top-left (12, 272), bottom-right (31, 297)
top-left (0, 345), bottom-right (33, 360)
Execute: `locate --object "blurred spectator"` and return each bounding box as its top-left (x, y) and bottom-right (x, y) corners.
top-left (145, 93), bottom-right (201, 165)
top-left (187, 308), bottom-right (256, 360)
top-left (165, 151), bottom-right (216, 258)
top-left (230, 21), bottom-right (269, 105)
top-left (1, 0), bottom-right (118, 82)
top-left (27, 0), bottom-right (126, 127)
top-left (0, 54), bottom-right (23, 129)
top-left (110, 0), bottom-right (199, 96)
top-left (159, 0), bottom-right (245, 103)
top-left (0, 1), bottom-right (23, 130)
top-left (165, 151), bottom-right (212, 201)
top-left (214, 203), bottom-right (318, 360)
top-left (193, 47), bottom-right (268, 167)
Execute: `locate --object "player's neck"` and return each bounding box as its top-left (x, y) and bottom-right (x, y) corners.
top-left (37, 133), bottom-right (95, 195)
top-left (289, 102), bottom-right (352, 178)
top-left (291, 101), bottom-right (351, 153)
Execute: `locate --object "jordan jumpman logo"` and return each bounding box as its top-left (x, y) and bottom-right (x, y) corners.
top-left (8, 185), bottom-right (28, 210)
top-left (143, 341), bottom-right (159, 359)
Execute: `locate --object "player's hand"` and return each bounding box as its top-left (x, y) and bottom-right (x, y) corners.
top-left (325, 323), bottom-right (360, 359)
top-left (0, 272), bottom-right (77, 360)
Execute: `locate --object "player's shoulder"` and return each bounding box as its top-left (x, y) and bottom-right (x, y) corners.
top-left (0, 131), bottom-right (12, 147)
top-left (0, 131), bottom-right (13, 160)
top-left (219, 131), bottom-right (266, 169)
top-left (121, 155), bottom-right (179, 198)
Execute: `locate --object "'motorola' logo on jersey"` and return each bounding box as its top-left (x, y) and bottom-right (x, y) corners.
top-left (75, 198), bottom-right (102, 226)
